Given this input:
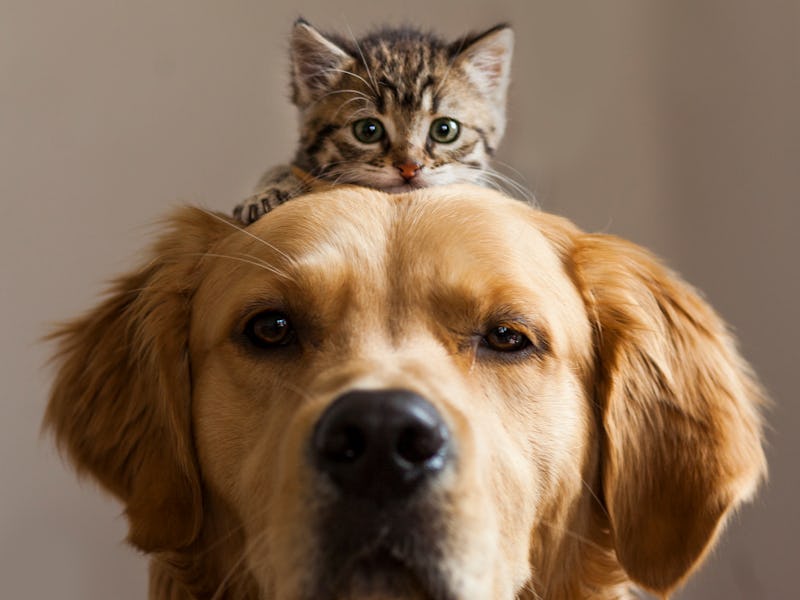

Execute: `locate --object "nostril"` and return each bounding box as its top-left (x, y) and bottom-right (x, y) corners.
top-left (396, 422), bottom-right (447, 465)
top-left (319, 425), bottom-right (366, 463)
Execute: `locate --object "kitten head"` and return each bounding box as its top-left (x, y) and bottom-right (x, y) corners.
top-left (289, 20), bottom-right (513, 192)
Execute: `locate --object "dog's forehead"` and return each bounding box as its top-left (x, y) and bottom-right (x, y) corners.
top-left (197, 187), bottom-right (584, 339)
top-left (236, 188), bottom-right (562, 276)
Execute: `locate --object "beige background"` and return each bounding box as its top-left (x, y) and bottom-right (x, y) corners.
top-left (2, 1), bottom-right (797, 598)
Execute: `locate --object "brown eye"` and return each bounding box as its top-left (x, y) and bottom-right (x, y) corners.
top-left (352, 118), bottom-right (385, 144)
top-left (244, 312), bottom-right (295, 348)
top-left (483, 325), bottom-right (531, 353)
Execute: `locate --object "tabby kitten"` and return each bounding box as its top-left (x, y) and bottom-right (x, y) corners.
top-left (234, 19), bottom-right (514, 224)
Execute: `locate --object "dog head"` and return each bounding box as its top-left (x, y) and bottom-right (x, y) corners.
top-left (46, 185), bottom-right (766, 599)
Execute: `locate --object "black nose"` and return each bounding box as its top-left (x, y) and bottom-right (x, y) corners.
top-left (312, 389), bottom-right (451, 501)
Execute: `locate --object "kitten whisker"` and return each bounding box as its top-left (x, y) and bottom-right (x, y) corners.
top-left (316, 88), bottom-right (371, 102)
top-left (468, 165), bottom-right (536, 204)
top-left (313, 160), bottom-right (356, 181)
top-left (193, 207), bottom-right (294, 262)
top-left (311, 88), bottom-right (373, 114)
top-left (331, 96), bottom-right (372, 122)
top-left (486, 161), bottom-right (538, 204)
top-left (346, 107), bottom-right (378, 120)
top-left (199, 253), bottom-right (290, 279)
top-left (490, 158), bottom-right (533, 188)
top-left (324, 68), bottom-right (377, 100)
top-left (345, 23), bottom-right (379, 96)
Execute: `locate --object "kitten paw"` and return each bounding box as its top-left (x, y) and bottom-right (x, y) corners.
top-left (233, 188), bottom-right (293, 225)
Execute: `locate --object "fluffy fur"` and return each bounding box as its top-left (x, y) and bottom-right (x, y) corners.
top-left (234, 21), bottom-right (515, 223)
top-left (47, 185), bottom-right (766, 599)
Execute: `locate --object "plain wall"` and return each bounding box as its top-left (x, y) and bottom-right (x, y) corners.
top-left (2, 1), bottom-right (797, 598)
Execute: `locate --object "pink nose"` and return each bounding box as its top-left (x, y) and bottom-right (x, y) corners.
top-left (395, 162), bottom-right (422, 181)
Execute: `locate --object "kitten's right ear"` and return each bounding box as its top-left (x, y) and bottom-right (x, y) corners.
top-left (290, 19), bottom-right (353, 108)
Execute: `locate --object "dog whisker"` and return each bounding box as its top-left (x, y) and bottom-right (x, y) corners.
top-left (210, 552), bottom-right (251, 600)
top-left (536, 519), bottom-right (611, 555)
top-left (194, 253), bottom-right (290, 280)
top-left (282, 380), bottom-right (318, 404)
top-left (192, 207), bottom-right (294, 263)
top-left (580, 476), bottom-right (610, 520)
top-left (517, 578), bottom-right (546, 600)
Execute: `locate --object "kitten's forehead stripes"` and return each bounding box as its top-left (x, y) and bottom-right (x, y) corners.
top-left (320, 27), bottom-right (455, 115)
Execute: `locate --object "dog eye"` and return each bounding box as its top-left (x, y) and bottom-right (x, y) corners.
top-left (244, 312), bottom-right (295, 348)
top-left (482, 325), bottom-right (531, 353)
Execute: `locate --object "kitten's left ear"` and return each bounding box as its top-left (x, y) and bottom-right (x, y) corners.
top-left (453, 25), bottom-right (514, 106)
top-left (290, 19), bottom-right (353, 108)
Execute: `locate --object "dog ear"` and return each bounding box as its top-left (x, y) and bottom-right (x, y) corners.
top-left (45, 208), bottom-right (232, 552)
top-left (572, 233), bottom-right (767, 594)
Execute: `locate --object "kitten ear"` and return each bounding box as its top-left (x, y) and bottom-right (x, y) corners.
top-left (290, 19), bottom-right (353, 108)
top-left (454, 25), bottom-right (514, 106)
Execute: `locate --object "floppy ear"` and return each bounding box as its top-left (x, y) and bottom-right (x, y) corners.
top-left (45, 208), bottom-right (232, 552)
top-left (573, 233), bottom-right (767, 594)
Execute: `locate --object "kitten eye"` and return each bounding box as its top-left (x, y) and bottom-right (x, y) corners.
top-left (429, 117), bottom-right (460, 144)
top-left (482, 325), bottom-right (531, 353)
top-left (352, 118), bottom-right (385, 144)
top-left (244, 311), bottom-right (295, 348)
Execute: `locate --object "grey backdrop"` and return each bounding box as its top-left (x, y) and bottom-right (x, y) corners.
top-left (2, 1), bottom-right (797, 598)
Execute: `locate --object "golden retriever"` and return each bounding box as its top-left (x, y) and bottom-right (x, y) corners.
top-left (46, 185), bottom-right (766, 600)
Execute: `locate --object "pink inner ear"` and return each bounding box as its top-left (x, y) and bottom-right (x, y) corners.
top-left (469, 54), bottom-right (503, 83)
top-left (290, 23), bottom-right (351, 103)
top-left (459, 29), bottom-right (513, 94)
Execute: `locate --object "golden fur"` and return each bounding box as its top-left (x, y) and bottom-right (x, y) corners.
top-left (46, 185), bottom-right (766, 599)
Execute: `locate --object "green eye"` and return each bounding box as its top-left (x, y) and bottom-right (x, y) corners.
top-left (429, 117), bottom-right (460, 144)
top-left (352, 118), bottom-right (385, 144)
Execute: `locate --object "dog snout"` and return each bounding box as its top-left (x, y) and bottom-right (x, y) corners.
top-left (312, 389), bottom-right (451, 501)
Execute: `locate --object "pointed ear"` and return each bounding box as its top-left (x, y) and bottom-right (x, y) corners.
top-left (573, 233), bottom-right (767, 594)
top-left (45, 208), bottom-right (233, 552)
top-left (453, 24), bottom-right (514, 106)
top-left (290, 19), bottom-right (353, 108)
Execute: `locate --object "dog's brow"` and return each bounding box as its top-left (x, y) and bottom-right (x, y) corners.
top-left (200, 252), bottom-right (290, 280)
top-left (195, 207), bottom-right (293, 262)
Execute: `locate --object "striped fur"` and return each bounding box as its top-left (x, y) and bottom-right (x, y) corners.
top-left (234, 20), bottom-right (514, 223)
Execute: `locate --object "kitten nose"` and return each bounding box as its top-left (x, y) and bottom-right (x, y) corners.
top-left (395, 161), bottom-right (422, 181)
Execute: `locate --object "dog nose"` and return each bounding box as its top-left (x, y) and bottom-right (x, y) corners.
top-left (312, 389), bottom-right (450, 501)
top-left (394, 161), bottom-right (422, 181)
